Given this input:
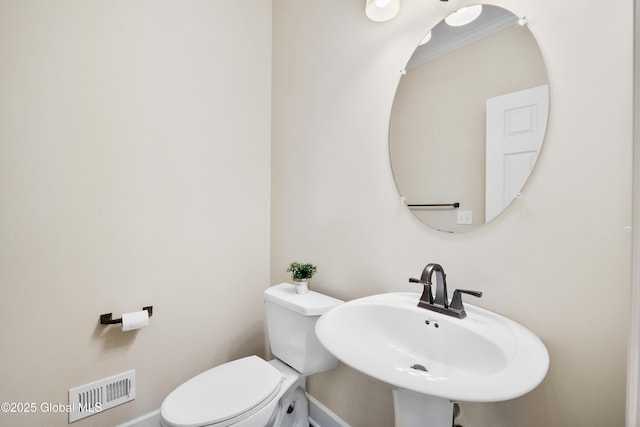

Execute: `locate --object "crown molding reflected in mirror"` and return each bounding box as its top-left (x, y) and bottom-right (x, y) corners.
top-left (389, 5), bottom-right (549, 233)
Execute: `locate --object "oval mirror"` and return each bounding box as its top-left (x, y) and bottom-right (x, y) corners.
top-left (389, 5), bottom-right (549, 232)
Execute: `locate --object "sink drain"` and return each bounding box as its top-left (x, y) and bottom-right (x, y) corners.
top-left (410, 364), bottom-right (428, 372)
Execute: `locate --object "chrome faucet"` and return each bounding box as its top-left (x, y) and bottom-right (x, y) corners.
top-left (409, 263), bottom-right (482, 319)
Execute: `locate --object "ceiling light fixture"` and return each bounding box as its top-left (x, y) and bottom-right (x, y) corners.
top-left (444, 5), bottom-right (483, 27)
top-left (365, 0), bottom-right (400, 22)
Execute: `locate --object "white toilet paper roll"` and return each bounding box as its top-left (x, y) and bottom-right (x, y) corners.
top-left (121, 310), bottom-right (149, 331)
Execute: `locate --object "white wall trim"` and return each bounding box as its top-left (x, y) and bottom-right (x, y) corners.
top-left (308, 393), bottom-right (351, 427)
top-left (407, 12), bottom-right (517, 69)
top-left (627, 1), bottom-right (640, 426)
top-left (115, 409), bottom-right (160, 427)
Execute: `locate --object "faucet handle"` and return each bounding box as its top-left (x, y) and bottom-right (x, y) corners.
top-left (409, 277), bottom-right (433, 304)
top-left (449, 289), bottom-right (482, 311)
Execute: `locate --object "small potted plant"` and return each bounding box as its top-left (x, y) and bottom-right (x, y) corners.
top-left (286, 262), bottom-right (317, 294)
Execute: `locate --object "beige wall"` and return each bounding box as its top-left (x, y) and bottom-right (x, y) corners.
top-left (0, 1), bottom-right (271, 426)
top-left (391, 24), bottom-right (548, 231)
top-left (272, 1), bottom-right (632, 427)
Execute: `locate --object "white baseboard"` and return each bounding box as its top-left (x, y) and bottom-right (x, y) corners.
top-left (307, 393), bottom-right (350, 427)
top-left (115, 409), bottom-right (160, 427)
top-left (117, 394), bottom-right (349, 427)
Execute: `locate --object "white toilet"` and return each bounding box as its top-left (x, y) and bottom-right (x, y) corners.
top-left (160, 283), bottom-right (343, 427)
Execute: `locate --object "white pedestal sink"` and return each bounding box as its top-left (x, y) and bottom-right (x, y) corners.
top-left (315, 292), bottom-right (549, 427)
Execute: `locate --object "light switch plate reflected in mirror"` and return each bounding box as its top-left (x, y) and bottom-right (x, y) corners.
top-left (457, 210), bottom-right (473, 225)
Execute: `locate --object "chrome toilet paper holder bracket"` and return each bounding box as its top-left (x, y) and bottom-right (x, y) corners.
top-left (100, 306), bottom-right (153, 325)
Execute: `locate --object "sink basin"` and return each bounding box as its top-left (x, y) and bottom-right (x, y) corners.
top-left (315, 292), bottom-right (549, 403)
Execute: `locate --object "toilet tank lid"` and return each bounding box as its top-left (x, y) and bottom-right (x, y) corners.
top-left (160, 356), bottom-right (283, 427)
top-left (264, 283), bottom-right (343, 316)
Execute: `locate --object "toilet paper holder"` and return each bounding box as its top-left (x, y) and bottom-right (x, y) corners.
top-left (100, 306), bottom-right (153, 325)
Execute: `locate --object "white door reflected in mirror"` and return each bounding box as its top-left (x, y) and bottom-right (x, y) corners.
top-left (486, 84), bottom-right (549, 222)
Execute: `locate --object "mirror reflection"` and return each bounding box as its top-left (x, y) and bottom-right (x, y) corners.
top-left (390, 5), bottom-right (549, 232)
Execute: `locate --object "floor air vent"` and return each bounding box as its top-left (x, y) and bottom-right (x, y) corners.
top-left (68, 370), bottom-right (135, 423)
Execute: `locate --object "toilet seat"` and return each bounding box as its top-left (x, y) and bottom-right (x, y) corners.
top-left (161, 356), bottom-right (284, 427)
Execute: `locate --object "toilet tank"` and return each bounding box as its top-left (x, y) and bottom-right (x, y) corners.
top-left (264, 283), bottom-right (343, 375)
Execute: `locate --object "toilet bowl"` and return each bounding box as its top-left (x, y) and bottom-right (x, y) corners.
top-left (160, 283), bottom-right (342, 427)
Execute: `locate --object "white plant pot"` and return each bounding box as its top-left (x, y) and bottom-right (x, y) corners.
top-left (294, 281), bottom-right (309, 294)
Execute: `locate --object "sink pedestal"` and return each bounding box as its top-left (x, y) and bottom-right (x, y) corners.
top-left (393, 389), bottom-right (454, 427)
